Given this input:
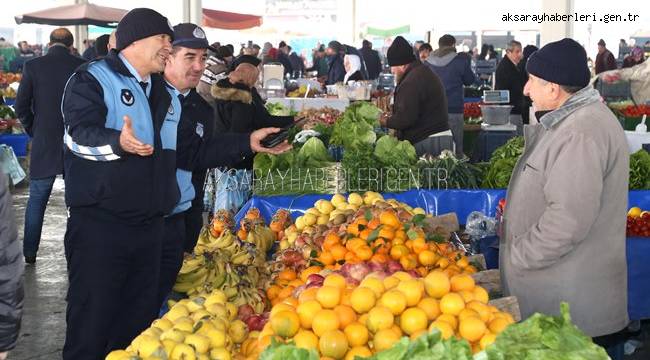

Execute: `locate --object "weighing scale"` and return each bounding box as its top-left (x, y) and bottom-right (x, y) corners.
top-left (480, 90), bottom-right (517, 132)
top-left (474, 59), bottom-right (498, 88)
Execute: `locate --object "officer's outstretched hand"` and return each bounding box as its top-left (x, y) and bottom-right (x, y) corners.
top-left (120, 115), bottom-right (154, 156)
top-left (250, 128), bottom-right (292, 155)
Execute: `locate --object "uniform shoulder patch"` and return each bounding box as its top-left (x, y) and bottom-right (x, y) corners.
top-left (121, 89), bottom-right (135, 106)
top-left (195, 123), bottom-right (204, 138)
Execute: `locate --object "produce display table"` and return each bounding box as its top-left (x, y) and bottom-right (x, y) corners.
top-left (625, 131), bottom-right (650, 153)
top-left (0, 134), bottom-right (29, 157)
top-left (266, 97), bottom-right (350, 111)
top-left (471, 130), bottom-right (518, 162)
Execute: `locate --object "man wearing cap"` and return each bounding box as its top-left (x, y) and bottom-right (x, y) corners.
top-left (158, 24), bottom-right (290, 304)
top-left (380, 36), bottom-right (453, 156)
top-left (500, 38), bottom-right (629, 357)
top-left (197, 45), bottom-right (233, 107)
top-left (60, 8), bottom-right (178, 359)
top-left (595, 39), bottom-right (617, 74)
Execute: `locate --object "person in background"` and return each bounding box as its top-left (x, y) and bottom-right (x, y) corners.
top-left (14, 28), bottom-right (86, 264)
top-left (251, 44), bottom-right (261, 57)
top-left (343, 54), bottom-right (364, 83)
top-left (82, 39), bottom-right (97, 60)
top-left (159, 24), bottom-right (290, 306)
top-left (326, 41), bottom-right (346, 85)
top-left (595, 39), bottom-right (617, 74)
top-left (519, 45), bottom-right (538, 124)
top-left (94, 34), bottom-right (110, 58)
top-left (495, 40), bottom-right (524, 134)
top-left (426, 34), bottom-right (476, 157)
top-left (197, 45), bottom-right (234, 106)
top-left (600, 57), bottom-right (650, 105)
top-left (277, 41), bottom-right (293, 76)
top-left (306, 45), bottom-right (329, 78)
top-left (108, 30), bottom-right (116, 52)
top-left (0, 173), bottom-right (24, 360)
top-left (418, 43), bottom-right (433, 62)
top-left (618, 39), bottom-right (628, 53)
top-left (502, 38), bottom-right (629, 360)
top-left (19, 41), bottom-right (35, 57)
top-left (288, 46), bottom-right (305, 76)
top-left (623, 46), bottom-right (645, 68)
top-left (380, 36), bottom-right (452, 156)
top-left (60, 9), bottom-right (176, 358)
top-left (359, 40), bottom-right (382, 80)
top-left (10, 41), bottom-right (36, 72)
top-left (413, 40), bottom-right (424, 56)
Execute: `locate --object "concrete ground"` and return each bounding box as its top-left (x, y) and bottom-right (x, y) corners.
top-left (6, 177), bottom-right (650, 359)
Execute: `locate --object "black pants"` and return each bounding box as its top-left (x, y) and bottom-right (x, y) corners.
top-left (183, 204), bottom-right (204, 253)
top-left (63, 207), bottom-right (163, 360)
top-left (158, 213), bottom-right (186, 307)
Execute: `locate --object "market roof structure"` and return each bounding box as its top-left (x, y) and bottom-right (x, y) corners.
top-left (202, 8), bottom-right (263, 30)
top-left (15, 3), bottom-right (127, 27)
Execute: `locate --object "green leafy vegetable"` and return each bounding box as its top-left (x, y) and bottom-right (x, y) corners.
top-left (486, 303), bottom-right (609, 360)
top-left (259, 340), bottom-right (319, 360)
top-left (330, 102), bottom-right (381, 150)
top-left (266, 102), bottom-right (296, 116)
top-left (364, 329), bottom-right (473, 360)
top-left (296, 137), bottom-right (334, 168)
top-left (629, 149), bottom-right (650, 190)
top-left (342, 142), bottom-right (380, 192)
top-left (481, 137), bottom-right (524, 189)
top-left (373, 136), bottom-right (419, 192)
top-left (419, 151), bottom-right (483, 189)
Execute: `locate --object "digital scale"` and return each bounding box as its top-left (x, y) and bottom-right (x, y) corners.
top-left (474, 59), bottom-right (498, 88)
top-left (480, 90), bottom-right (517, 132)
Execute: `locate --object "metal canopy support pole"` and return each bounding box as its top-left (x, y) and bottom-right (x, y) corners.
top-left (540, 0), bottom-right (574, 45)
top-left (74, 0), bottom-right (88, 53)
top-left (185, 0), bottom-right (202, 25)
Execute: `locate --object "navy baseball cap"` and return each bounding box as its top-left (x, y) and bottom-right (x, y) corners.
top-left (172, 23), bottom-right (215, 51)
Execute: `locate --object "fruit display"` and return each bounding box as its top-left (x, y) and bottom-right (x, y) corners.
top-left (251, 268), bottom-right (514, 359)
top-left (287, 85), bottom-right (321, 98)
top-left (173, 209), bottom-right (274, 312)
top-left (463, 102), bottom-right (481, 121)
top-left (0, 72), bottom-right (21, 86)
top-left (106, 289), bottom-right (252, 360)
top-left (0, 86), bottom-right (16, 99)
top-left (627, 207), bottom-right (650, 237)
top-left (296, 107), bottom-right (341, 129)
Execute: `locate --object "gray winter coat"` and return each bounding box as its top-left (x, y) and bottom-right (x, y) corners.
top-left (500, 86), bottom-right (629, 337)
top-left (0, 174), bottom-right (24, 351)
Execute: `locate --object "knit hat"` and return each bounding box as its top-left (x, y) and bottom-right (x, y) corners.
top-left (94, 34), bottom-right (110, 57)
top-left (116, 8), bottom-right (173, 51)
top-left (215, 46), bottom-right (233, 60)
top-left (387, 36), bottom-right (415, 66)
top-left (230, 55), bottom-right (261, 71)
top-left (526, 38), bottom-right (590, 88)
top-left (598, 39), bottom-right (606, 46)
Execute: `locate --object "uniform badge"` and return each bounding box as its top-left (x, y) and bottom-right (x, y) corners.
top-left (193, 27), bottom-right (206, 39)
top-left (121, 89), bottom-right (134, 106)
top-left (195, 123), bottom-right (204, 138)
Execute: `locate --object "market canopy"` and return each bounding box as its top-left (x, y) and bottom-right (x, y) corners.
top-left (15, 3), bottom-right (127, 27)
top-left (202, 9), bottom-right (262, 30)
top-left (366, 25), bottom-right (410, 38)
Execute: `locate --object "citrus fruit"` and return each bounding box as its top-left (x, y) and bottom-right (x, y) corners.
top-left (418, 250), bottom-right (438, 266)
top-left (298, 287), bottom-right (319, 303)
top-left (459, 316), bottom-right (487, 342)
top-left (294, 330), bottom-right (319, 350)
top-left (312, 309), bottom-right (341, 337)
top-left (319, 330), bottom-right (349, 359)
top-left (343, 322), bottom-right (369, 347)
top-left (383, 276), bottom-right (400, 290)
top-left (366, 307), bottom-right (394, 333)
top-left (450, 274), bottom-right (476, 292)
top-left (629, 207), bottom-right (642, 218)
top-left (372, 328), bottom-right (401, 352)
top-left (379, 290), bottom-right (407, 315)
top-left (317, 286), bottom-right (342, 309)
top-left (360, 277), bottom-right (385, 298)
top-left (488, 317), bottom-right (510, 334)
top-left (458, 308), bottom-right (480, 321)
top-left (440, 293), bottom-right (465, 315)
top-left (334, 305), bottom-right (357, 328)
top-left (399, 307), bottom-right (428, 335)
top-left (429, 321), bottom-right (454, 339)
top-left (466, 301), bottom-right (491, 323)
top-left (423, 271), bottom-right (451, 299)
top-left (472, 286), bottom-right (489, 304)
top-left (417, 297), bottom-right (440, 321)
top-left (345, 346), bottom-right (372, 360)
top-left (270, 303), bottom-right (295, 318)
top-left (278, 269), bottom-right (297, 281)
top-left (436, 314), bottom-right (458, 330)
top-left (350, 287), bottom-right (376, 314)
top-left (480, 332), bottom-right (497, 349)
top-left (270, 311), bottom-right (300, 338)
top-left (297, 300), bottom-right (323, 329)
top-left (324, 273), bottom-right (347, 291)
top-left (396, 279), bottom-right (424, 307)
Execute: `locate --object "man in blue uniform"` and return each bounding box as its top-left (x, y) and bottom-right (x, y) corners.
top-left (158, 23), bottom-right (291, 305)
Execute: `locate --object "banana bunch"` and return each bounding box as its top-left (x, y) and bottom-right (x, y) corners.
top-left (195, 228), bottom-right (241, 255)
top-left (229, 286), bottom-right (266, 314)
top-left (172, 256), bottom-right (209, 294)
top-left (245, 225), bottom-right (276, 255)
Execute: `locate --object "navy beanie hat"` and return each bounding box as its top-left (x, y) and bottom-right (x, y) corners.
top-left (526, 38), bottom-right (590, 88)
top-left (387, 36), bottom-right (416, 66)
top-left (116, 8), bottom-right (174, 51)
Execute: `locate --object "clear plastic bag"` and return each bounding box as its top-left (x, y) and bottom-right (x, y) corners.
top-left (465, 211), bottom-right (496, 239)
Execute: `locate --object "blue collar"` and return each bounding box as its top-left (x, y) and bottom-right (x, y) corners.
top-left (118, 53), bottom-right (152, 96)
top-left (164, 80), bottom-right (190, 98)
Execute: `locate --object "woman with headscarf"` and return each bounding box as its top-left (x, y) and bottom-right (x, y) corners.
top-left (343, 54), bottom-right (365, 83)
top-left (623, 46), bottom-right (645, 68)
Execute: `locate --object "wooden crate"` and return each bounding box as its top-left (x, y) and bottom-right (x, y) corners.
top-left (489, 296), bottom-right (521, 322)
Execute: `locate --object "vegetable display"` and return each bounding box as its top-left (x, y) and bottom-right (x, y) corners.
top-left (419, 151), bottom-right (483, 190)
top-left (481, 137), bottom-right (524, 189)
top-left (629, 149), bottom-right (650, 190)
top-left (627, 207), bottom-right (650, 237)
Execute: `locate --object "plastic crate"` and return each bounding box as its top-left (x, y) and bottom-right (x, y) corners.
top-left (597, 80), bottom-right (631, 100)
top-left (0, 134), bottom-right (29, 157)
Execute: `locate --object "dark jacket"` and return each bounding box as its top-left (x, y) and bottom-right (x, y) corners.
top-left (277, 52), bottom-right (293, 76)
top-left (495, 56), bottom-right (524, 115)
top-left (426, 48), bottom-right (476, 114)
top-left (595, 50), bottom-right (617, 74)
top-left (345, 71), bottom-right (364, 83)
top-left (289, 53), bottom-right (305, 75)
top-left (15, 45), bottom-right (86, 179)
top-left (62, 51), bottom-right (178, 223)
top-left (306, 56), bottom-right (328, 77)
top-left (387, 61), bottom-right (449, 144)
top-left (176, 89), bottom-right (253, 208)
top-left (0, 174), bottom-right (24, 352)
top-left (359, 47), bottom-right (382, 80)
top-left (327, 54), bottom-right (346, 85)
top-left (212, 79), bottom-right (293, 169)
